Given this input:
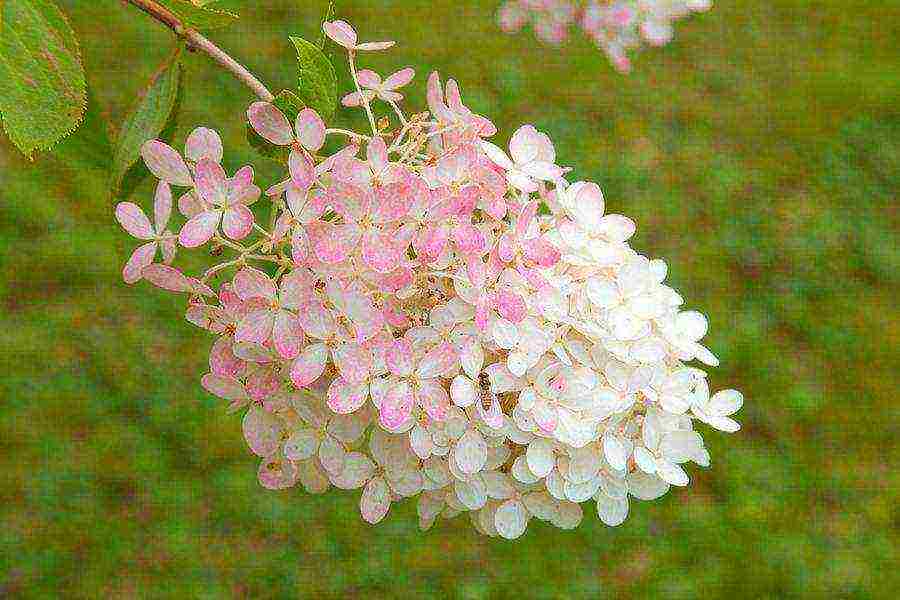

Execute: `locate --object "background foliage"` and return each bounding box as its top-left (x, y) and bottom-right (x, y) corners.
top-left (1, 0), bottom-right (897, 597)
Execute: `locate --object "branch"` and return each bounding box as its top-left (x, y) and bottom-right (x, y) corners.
top-left (124, 0), bottom-right (274, 102)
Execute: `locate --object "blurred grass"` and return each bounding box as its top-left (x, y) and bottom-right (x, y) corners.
top-left (1, 0), bottom-right (898, 598)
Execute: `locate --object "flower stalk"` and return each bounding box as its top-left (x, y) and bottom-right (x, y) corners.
top-left (124, 0), bottom-right (274, 102)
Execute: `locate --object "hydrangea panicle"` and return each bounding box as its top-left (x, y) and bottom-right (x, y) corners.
top-left (115, 18), bottom-right (741, 539)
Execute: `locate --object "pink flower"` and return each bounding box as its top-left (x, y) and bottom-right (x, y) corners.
top-left (115, 181), bottom-right (177, 283)
top-left (178, 160), bottom-right (261, 247)
top-left (232, 267), bottom-right (310, 359)
top-left (342, 67), bottom-right (415, 107)
top-left (247, 102), bottom-right (326, 155)
top-left (323, 20), bottom-right (395, 52)
top-left (480, 124), bottom-right (565, 193)
top-left (427, 72), bottom-right (497, 142)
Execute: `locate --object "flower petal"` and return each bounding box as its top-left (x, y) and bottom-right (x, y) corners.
top-left (141, 140), bottom-right (192, 186)
top-left (295, 108), bottom-right (326, 152)
top-left (233, 267), bottom-right (277, 301)
top-left (185, 127), bottom-right (224, 163)
top-left (247, 101), bottom-right (293, 146)
top-left (122, 242), bottom-right (157, 284)
top-left (290, 343), bottom-right (328, 387)
top-left (115, 202), bottom-right (154, 240)
top-left (222, 204), bottom-right (254, 240)
top-left (178, 210), bottom-right (220, 248)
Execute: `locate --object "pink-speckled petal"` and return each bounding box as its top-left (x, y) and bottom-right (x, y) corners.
top-left (522, 238), bottom-right (561, 268)
top-left (209, 336), bottom-right (245, 378)
top-left (279, 268), bottom-right (314, 309)
top-left (509, 125), bottom-right (541, 165)
top-left (362, 230), bottom-right (403, 274)
top-left (445, 79), bottom-right (464, 112)
top-left (382, 299), bottom-right (410, 328)
top-left (115, 202), bottom-right (154, 240)
top-left (153, 182), bottom-right (172, 232)
top-left (290, 343), bottom-right (328, 387)
top-left (379, 90), bottom-right (403, 103)
top-left (246, 368), bottom-right (280, 402)
top-left (314, 223), bottom-right (361, 264)
top-left (178, 210), bottom-right (220, 248)
top-left (222, 204), bottom-right (254, 240)
top-left (480, 140), bottom-right (514, 171)
top-left (452, 222), bottom-right (486, 255)
top-left (273, 311), bottom-right (304, 359)
top-left (475, 294), bottom-right (491, 332)
top-left (333, 342), bottom-right (372, 384)
top-left (355, 69), bottom-right (382, 88)
top-left (355, 40), bottom-right (395, 52)
top-left (516, 200), bottom-right (538, 240)
top-left (385, 338), bottom-right (414, 377)
top-left (141, 140), bottom-right (192, 186)
top-left (123, 242), bottom-right (156, 284)
top-left (383, 67), bottom-right (415, 90)
top-left (323, 20), bottom-right (358, 49)
top-left (194, 158), bottom-right (227, 206)
top-left (201, 373), bottom-right (248, 403)
top-left (328, 180), bottom-right (370, 222)
top-left (185, 127), bottom-right (224, 163)
top-left (496, 290), bottom-right (527, 323)
top-left (178, 190), bottom-right (203, 218)
top-left (371, 266), bottom-right (413, 293)
top-left (478, 394), bottom-right (505, 429)
top-left (258, 456), bottom-right (298, 490)
top-left (235, 309), bottom-right (275, 345)
top-left (327, 379), bottom-right (369, 414)
top-left (416, 379), bottom-right (450, 422)
top-left (291, 225), bottom-right (310, 266)
top-left (380, 382), bottom-right (414, 429)
top-left (233, 267), bottom-right (277, 301)
top-left (521, 160), bottom-right (563, 181)
top-left (243, 405), bottom-right (282, 457)
top-left (415, 341), bottom-right (458, 379)
top-left (367, 136), bottom-right (389, 174)
top-left (296, 299), bottom-right (336, 340)
top-left (342, 91), bottom-right (372, 107)
top-left (360, 476), bottom-right (391, 524)
top-left (414, 224), bottom-right (448, 262)
top-left (247, 101), bottom-right (293, 145)
top-left (295, 108), bottom-right (326, 152)
top-left (288, 149), bottom-right (315, 189)
top-left (372, 181), bottom-right (411, 222)
top-left (497, 232), bottom-right (516, 263)
top-left (142, 264), bottom-right (193, 293)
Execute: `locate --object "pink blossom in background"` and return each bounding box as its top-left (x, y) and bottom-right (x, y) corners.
top-left (115, 17), bottom-right (741, 539)
top-left (497, 0), bottom-right (713, 72)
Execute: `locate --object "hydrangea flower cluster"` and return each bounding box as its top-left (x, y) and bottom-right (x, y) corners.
top-left (116, 19), bottom-right (742, 539)
top-left (497, 0), bottom-right (713, 72)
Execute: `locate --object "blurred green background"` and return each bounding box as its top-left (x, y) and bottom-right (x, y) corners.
top-left (1, 0), bottom-right (898, 597)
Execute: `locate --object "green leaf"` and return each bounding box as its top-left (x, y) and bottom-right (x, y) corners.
top-left (289, 36), bottom-right (337, 121)
top-left (0, 0), bottom-right (87, 158)
top-left (154, 0), bottom-right (238, 31)
top-left (272, 89), bottom-right (306, 124)
top-left (110, 47), bottom-right (182, 195)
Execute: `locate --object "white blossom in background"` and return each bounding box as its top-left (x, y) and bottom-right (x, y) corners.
top-left (116, 17), bottom-right (742, 539)
top-left (497, 0), bottom-right (713, 72)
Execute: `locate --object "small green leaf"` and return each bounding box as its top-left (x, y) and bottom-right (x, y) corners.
top-left (110, 47), bottom-right (182, 195)
top-left (272, 89), bottom-right (306, 124)
top-left (155, 0), bottom-right (238, 31)
top-left (289, 36), bottom-right (337, 121)
top-left (0, 0), bottom-right (87, 158)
